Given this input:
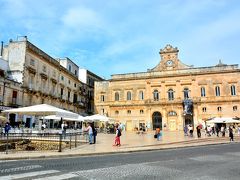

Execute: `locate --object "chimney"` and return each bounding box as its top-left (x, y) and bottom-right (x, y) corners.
top-left (0, 41), bottom-right (3, 56)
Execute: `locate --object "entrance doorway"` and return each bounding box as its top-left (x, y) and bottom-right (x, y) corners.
top-left (152, 112), bottom-right (162, 130)
top-left (184, 115), bottom-right (193, 126)
top-left (9, 114), bottom-right (16, 127)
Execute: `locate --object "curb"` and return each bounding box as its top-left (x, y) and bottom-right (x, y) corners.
top-left (0, 138), bottom-right (238, 161)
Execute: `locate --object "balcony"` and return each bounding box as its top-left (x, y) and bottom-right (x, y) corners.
top-left (40, 72), bottom-right (48, 80)
top-left (51, 77), bottom-right (57, 84)
top-left (26, 66), bottom-right (36, 75)
top-left (145, 98), bottom-right (183, 105)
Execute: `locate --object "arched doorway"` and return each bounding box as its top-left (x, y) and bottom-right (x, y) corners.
top-left (152, 112), bottom-right (162, 130)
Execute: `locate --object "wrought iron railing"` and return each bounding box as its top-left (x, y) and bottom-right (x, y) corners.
top-left (0, 131), bottom-right (88, 154)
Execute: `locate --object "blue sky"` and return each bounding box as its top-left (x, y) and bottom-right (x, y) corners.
top-left (0, 0), bottom-right (240, 79)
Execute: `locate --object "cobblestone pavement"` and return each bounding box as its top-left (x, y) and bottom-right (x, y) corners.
top-left (0, 130), bottom-right (239, 160)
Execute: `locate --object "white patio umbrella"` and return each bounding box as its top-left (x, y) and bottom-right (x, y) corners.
top-left (44, 114), bottom-right (84, 122)
top-left (2, 104), bottom-right (79, 119)
top-left (83, 114), bottom-right (113, 122)
top-left (207, 117), bottom-right (240, 124)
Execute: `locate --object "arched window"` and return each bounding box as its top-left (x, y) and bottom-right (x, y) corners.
top-left (140, 109), bottom-right (144, 114)
top-left (168, 89), bottom-right (174, 101)
top-left (217, 106), bottom-right (222, 112)
top-left (201, 87), bottom-right (206, 97)
top-left (115, 110), bottom-right (119, 115)
top-left (139, 91), bottom-right (144, 100)
top-left (127, 110), bottom-right (131, 114)
top-left (202, 107), bottom-right (207, 112)
top-left (127, 91), bottom-right (132, 100)
top-left (183, 88), bottom-right (190, 99)
top-left (233, 106), bottom-right (237, 111)
top-left (115, 92), bottom-right (119, 101)
top-left (215, 86), bottom-right (220, 96)
top-left (231, 85), bottom-right (236, 96)
top-left (153, 90), bottom-right (159, 101)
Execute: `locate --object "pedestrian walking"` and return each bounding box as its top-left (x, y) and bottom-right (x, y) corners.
top-left (196, 125), bottom-right (201, 138)
top-left (155, 126), bottom-right (161, 141)
top-left (207, 126), bottom-right (212, 136)
top-left (4, 122), bottom-right (11, 136)
top-left (85, 122), bottom-right (93, 144)
top-left (238, 126), bottom-right (240, 136)
top-left (113, 124), bottom-right (121, 146)
top-left (91, 122), bottom-right (97, 144)
top-left (229, 126), bottom-right (234, 142)
top-left (184, 125), bottom-right (188, 136)
top-left (221, 125), bottom-right (225, 137)
top-left (61, 122), bottom-right (67, 139)
top-left (189, 124), bottom-right (193, 137)
top-left (215, 125), bottom-right (220, 137)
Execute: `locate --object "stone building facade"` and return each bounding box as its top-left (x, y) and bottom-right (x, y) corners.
top-left (94, 44), bottom-right (240, 131)
top-left (1, 37), bottom-right (102, 127)
top-left (0, 58), bottom-right (23, 109)
top-left (79, 69), bottom-right (104, 115)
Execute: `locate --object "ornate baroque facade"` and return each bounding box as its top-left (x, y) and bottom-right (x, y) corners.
top-left (94, 45), bottom-right (240, 131)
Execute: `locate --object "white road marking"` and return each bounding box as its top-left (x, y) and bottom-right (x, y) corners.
top-left (34, 173), bottom-right (78, 180)
top-left (0, 165), bottom-right (42, 173)
top-left (0, 170), bottom-right (59, 180)
top-left (0, 160), bottom-right (17, 163)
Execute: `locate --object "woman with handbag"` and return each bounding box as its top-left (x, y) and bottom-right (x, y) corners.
top-left (155, 126), bottom-right (161, 141)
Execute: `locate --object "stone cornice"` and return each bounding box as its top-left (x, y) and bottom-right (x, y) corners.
top-left (111, 65), bottom-right (239, 82)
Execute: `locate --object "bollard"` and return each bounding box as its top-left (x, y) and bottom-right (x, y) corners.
top-left (58, 133), bottom-right (62, 152)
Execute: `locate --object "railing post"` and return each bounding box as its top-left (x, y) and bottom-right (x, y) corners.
top-left (69, 133), bottom-right (72, 149)
top-left (58, 133), bottom-right (62, 152)
top-left (75, 133), bottom-right (77, 148)
top-left (6, 133), bottom-right (9, 154)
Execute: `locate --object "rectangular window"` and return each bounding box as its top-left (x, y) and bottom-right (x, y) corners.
top-left (61, 88), bottom-right (64, 98)
top-left (201, 87), bottom-right (206, 97)
top-left (215, 86), bottom-right (220, 96)
top-left (101, 95), bottom-right (105, 102)
top-left (231, 85), bottom-right (236, 96)
top-left (61, 76), bottom-right (64, 81)
top-left (42, 65), bottom-right (47, 72)
top-left (73, 94), bottom-right (78, 103)
top-left (68, 91), bottom-right (71, 101)
top-left (30, 59), bottom-right (35, 66)
top-left (12, 90), bottom-right (17, 104)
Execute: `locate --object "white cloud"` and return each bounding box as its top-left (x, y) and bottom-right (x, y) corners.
top-left (61, 7), bottom-right (103, 29)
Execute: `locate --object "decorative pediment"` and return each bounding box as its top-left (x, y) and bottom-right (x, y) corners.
top-left (148, 44), bottom-right (192, 72)
top-left (159, 44), bottom-right (179, 54)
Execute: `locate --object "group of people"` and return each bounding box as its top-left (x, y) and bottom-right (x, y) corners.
top-left (84, 122), bottom-right (122, 146)
top-left (184, 123), bottom-right (240, 142)
top-left (84, 122), bottom-right (97, 144)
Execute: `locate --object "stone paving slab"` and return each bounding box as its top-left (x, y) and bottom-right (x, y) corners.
top-left (0, 131), bottom-right (239, 160)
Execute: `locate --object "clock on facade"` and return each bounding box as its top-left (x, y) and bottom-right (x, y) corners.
top-left (166, 60), bottom-right (173, 66)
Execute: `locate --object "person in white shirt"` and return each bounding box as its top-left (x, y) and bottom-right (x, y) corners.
top-left (85, 122), bottom-right (93, 144)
